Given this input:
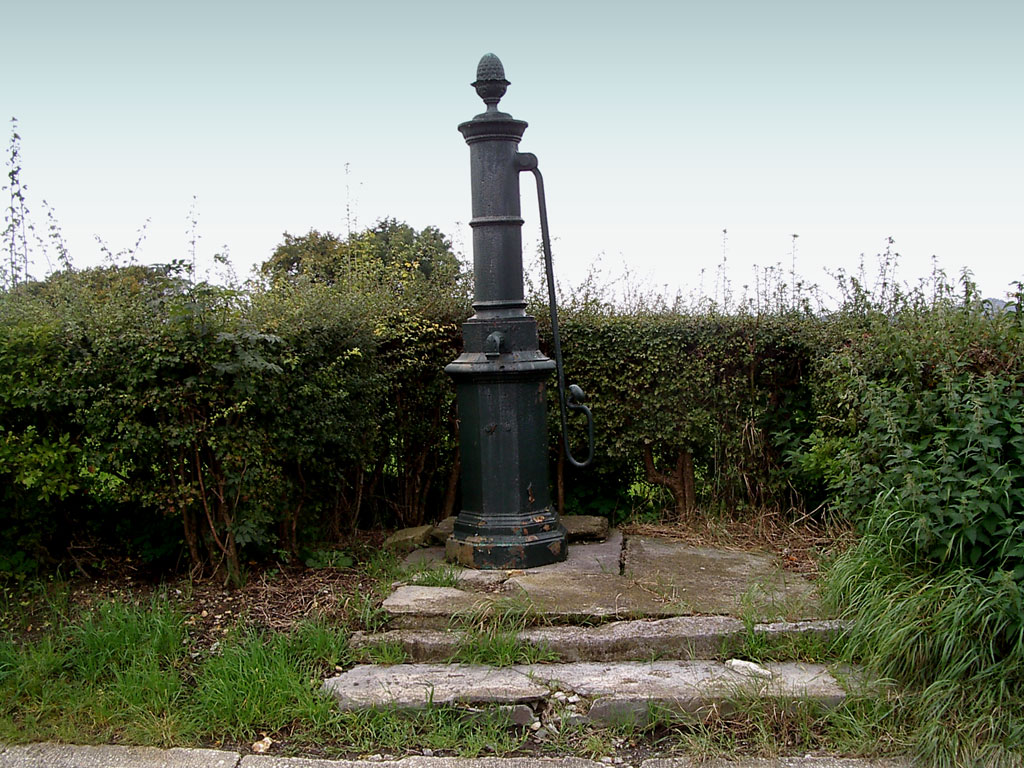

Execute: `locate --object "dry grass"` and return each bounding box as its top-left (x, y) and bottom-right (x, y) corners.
top-left (620, 508), bottom-right (853, 579)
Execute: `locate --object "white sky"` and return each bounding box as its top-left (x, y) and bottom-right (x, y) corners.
top-left (5, 0), bottom-right (1023, 302)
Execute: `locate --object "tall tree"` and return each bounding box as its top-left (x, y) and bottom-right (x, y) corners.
top-left (261, 219), bottom-right (460, 288)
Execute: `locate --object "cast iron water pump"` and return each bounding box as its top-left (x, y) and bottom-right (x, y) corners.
top-left (445, 54), bottom-right (594, 570)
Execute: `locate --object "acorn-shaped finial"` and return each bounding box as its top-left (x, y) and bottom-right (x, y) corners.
top-left (472, 53), bottom-right (509, 111)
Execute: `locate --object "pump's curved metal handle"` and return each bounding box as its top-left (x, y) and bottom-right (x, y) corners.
top-left (516, 152), bottom-right (595, 469)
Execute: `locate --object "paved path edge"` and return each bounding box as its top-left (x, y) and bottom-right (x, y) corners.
top-left (0, 743), bottom-right (240, 767)
top-left (0, 744), bottom-right (909, 768)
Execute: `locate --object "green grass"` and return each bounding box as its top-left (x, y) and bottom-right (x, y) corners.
top-left (718, 619), bottom-right (843, 665)
top-left (583, 696), bottom-right (911, 762)
top-left (345, 547), bottom-right (401, 633)
top-left (0, 588), bottom-right (528, 756)
top-left (0, 581), bottom-right (916, 763)
top-left (824, 532), bottom-right (1024, 768)
top-left (288, 705), bottom-right (524, 758)
top-left (450, 595), bottom-right (541, 633)
top-left (450, 628), bottom-right (558, 667)
top-left (189, 622), bottom-right (349, 740)
top-left (0, 596), bottom-right (194, 746)
top-left (407, 565), bottom-right (461, 588)
top-left (446, 595), bottom-right (558, 666)
top-left (357, 639), bottom-right (410, 665)
top-left (736, 572), bottom-right (823, 624)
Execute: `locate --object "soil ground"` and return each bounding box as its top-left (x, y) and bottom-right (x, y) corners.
top-left (1, 518), bottom-right (840, 640)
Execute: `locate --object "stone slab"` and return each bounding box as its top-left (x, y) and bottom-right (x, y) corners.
top-left (403, 547), bottom-right (448, 568)
top-left (323, 660), bottom-right (844, 723)
top-left (519, 616), bottom-right (743, 660)
top-left (349, 628), bottom-right (458, 661)
top-left (428, 517), bottom-right (457, 545)
top-left (322, 664), bottom-right (549, 708)
top-left (0, 744), bottom-right (239, 767)
top-left (527, 530), bottom-right (622, 575)
top-left (531, 660), bottom-right (845, 722)
top-left (352, 617), bottom-right (844, 664)
top-left (350, 618), bottom-right (845, 663)
top-left (623, 537), bottom-right (820, 620)
top-left (400, 532), bottom-right (622, 591)
top-left (501, 572), bottom-right (689, 621)
top-left (756, 619), bottom-right (845, 643)
top-left (385, 526), bottom-right (435, 555)
top-left (560, 515), bottom-right (610, 542)
top-left (382, 586), bottom-right (496, 629)
top-left (388, 538), bottom-right (824, 627)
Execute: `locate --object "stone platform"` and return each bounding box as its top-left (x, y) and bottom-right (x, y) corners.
top-left (324, 521), bottom-right (848, 721)
top-left (385, 528), bottom-right (820, 628)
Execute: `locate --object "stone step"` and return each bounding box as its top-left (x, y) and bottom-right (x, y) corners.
top-left (322, 660), bottom-right (848, 725)
top-left (351, 616), bottom-right (844, 663)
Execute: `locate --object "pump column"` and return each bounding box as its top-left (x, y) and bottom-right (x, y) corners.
top-left (444, 54), bottom-right (568, 570)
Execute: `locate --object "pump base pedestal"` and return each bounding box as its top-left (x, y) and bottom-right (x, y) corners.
top-left (446, 510), bottom-right (567, 570)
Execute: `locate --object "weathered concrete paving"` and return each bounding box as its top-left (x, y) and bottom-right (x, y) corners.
top-left (323, 663), bottom-right (550, 709)
top-left (501, 572), bottom-right (691, 622)
top-left (559, 515), bottom-right (610, 542)
top-left (0, 743), bottom-right (239, 767)
top-left (351, 618), bottom-right (844, 663)
top-left (0, 747), bottom-right (910, 768)
top-left (388, 534), bottom-right (635, 628)
top-left (622, 537), bottom-right (819, 619)
top-left (383, 587), bottom-right (496, 629)
top-left (241, 760), bottom-right (608, 768)
top-left (322, 660), bottom-right (845, 722)
top-left (387, 531), bottom-right (821, 627)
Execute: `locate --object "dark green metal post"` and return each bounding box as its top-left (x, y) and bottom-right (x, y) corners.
top-left (445, 54), bottom-right (568, 569)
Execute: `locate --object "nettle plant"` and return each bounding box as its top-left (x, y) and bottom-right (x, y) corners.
top-left (820, 283), bottom-right (1024, 586)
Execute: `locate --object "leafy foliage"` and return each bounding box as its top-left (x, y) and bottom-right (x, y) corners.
top-left (261, 219), bottom-right (460, 288)
top-left (0, 222), bottom-right (468, 583)
top-left (538, 284), bottom-right (825, 519)
top-left (812, 278), bottom-right (1024, 763)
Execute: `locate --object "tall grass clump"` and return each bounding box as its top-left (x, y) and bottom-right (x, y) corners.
top-left (189, 621), bottom-right (349, 739)
top-left (814, 275), bottom-right (1024, 766)
top-left (0, 596), bottom-right (193, 745)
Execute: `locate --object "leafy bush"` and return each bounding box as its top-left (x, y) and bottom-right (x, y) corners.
top-left (539, 285), bottom-right (823, 519)
top-left (813, 280), bottom-right (1024, 763)
top-left (0, 222), bottom-right (469, 583)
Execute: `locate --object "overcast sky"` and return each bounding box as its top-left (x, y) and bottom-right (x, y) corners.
top-left (6, 0), bottom-right (1023, 303)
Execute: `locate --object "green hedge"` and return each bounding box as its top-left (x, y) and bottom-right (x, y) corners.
top-left (4, 239), bottom-right (1024, 621)
top-left (545, 306), bottom-right (827, 519)
top-left (0, 239), bottom-right (466, 583)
